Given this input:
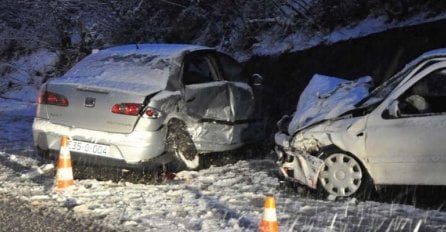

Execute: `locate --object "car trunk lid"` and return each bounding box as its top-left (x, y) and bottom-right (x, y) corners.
top-left (44, 82), bottom-right (159, 134)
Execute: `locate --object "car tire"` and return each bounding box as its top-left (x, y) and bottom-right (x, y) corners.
top-left (36, 147), bottom-right (57, 161)
top-left (166, 119), bottom-right (200, 170)
top-left (317, 149), bottom-right (373, 199)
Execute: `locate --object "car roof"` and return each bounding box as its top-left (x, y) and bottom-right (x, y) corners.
top-left (355, 48), bottom-right (446, 108)
top-left (416, 48), bottom-right (446, 58)
top-left (403, 48), bottom-right (446, 70)
top-left (101, 43), bottom-right (213, 57)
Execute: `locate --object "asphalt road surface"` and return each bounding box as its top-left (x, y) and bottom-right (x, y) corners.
top-left (0, 193), bottom-right (112, 232)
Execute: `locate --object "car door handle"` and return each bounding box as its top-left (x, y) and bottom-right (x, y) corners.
top-left (357, 132), bottom-right (364, 137)
top-left (186, 97), bottom-right (196, 103)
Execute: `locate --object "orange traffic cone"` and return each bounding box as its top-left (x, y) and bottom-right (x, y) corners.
top-left (55, 136), bottom-right (74, 191)
top-left (259, 195), bottom-right (279, 232)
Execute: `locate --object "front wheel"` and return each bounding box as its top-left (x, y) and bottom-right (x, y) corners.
top-left (318, 151), bottom-right (373, 199)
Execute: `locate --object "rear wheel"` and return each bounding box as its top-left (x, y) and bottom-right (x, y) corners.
top-left (318, 150), bottom-right (373, 199)
top-left (36, 147), bottom-right (57, 161)
top-left (166, 120), bottom-right (199, 169)
top-left (36, 147), bottom-right (49, 158)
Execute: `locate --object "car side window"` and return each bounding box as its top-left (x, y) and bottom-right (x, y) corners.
top-left (182, 55), bottom-right (215, 85)
top-left (398, 69), bottom-right (446, 115)
top-left (215, 53), bottom-right (244, 82)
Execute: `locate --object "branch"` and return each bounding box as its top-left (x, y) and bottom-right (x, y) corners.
top-left (160, 0), bottom-right (187, 9)
top-left (248, 17), bottom-right (282, 24)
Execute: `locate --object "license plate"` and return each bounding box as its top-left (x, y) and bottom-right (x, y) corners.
top-left (68, 140), bottom-right (109, 156)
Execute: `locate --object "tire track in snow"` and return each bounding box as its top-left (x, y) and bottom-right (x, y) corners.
top-left (185, 185), bottom-right (258, 230)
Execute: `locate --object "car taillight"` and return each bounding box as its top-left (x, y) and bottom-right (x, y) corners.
top-left (145, 107), bottom-right (161, 119)
top-left (111, 103), bottom-right (161, 118)
top-left (38, 91), bottom-right (69, 107)
top-left (111, 103), bottom-right (142, 116)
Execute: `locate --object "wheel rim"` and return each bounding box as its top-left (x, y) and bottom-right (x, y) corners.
top-left (175, 141), bottom-right (199, 169)
top-left (319, 153), bottom-right (363, 197)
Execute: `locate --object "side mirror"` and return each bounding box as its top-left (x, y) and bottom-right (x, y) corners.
top-left (277, 114), bottom-right (291, 133)
top-left (387, 100), bottom-right (401, 118)
top-left (249, 73), bottom-right (263, 87)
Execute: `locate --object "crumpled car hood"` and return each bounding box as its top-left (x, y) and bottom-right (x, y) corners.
top-left (288, 74), bottom-right (373, 135)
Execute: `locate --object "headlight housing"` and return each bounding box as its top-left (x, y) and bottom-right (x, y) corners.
top-left (291, 133), bottom-right (321, 155)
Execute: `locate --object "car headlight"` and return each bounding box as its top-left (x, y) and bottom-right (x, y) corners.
top-left (291, 134), bottom-right (321, 155)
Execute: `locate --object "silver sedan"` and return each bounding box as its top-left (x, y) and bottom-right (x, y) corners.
top-left (33, 44), bottom-right (265, 169)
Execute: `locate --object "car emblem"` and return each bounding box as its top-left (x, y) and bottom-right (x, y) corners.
top-left (85, 97), bottom-right (96, 107)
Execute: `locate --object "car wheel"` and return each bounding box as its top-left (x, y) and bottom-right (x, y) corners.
top-left (318, 150), bottom-right (372, 199)
top-left (167, 120), bottom-right (199, 169)
top-left (36, 147), bottom-right (49, 158)
top-left (36, 147), bottom-right (57, 161)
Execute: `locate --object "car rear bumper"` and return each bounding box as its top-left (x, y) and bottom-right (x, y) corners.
top-left (32, 118), bottom-right (170, 167)
top-left (40, 148), bottom-right (173, 169)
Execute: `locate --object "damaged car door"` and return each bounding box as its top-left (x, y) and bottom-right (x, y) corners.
top-left (182, 52), bottom-right (259, 151)
top-left (365, 62), bottom-right (446, 185)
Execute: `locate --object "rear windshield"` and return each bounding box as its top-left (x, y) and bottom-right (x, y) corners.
top-left (59, 52), bottom-right (176, 94)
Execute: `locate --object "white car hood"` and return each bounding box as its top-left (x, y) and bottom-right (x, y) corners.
top-left (288, 74), bottom-right (373, 135)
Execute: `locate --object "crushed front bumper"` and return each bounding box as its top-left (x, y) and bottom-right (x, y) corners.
top-left (275, 132), bottom-right (325, 189)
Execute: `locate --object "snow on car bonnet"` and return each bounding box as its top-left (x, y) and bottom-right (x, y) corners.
top-left (288, 74), bottom-right (373, 135)
top-left (51, 44), bottom-right (208, 95)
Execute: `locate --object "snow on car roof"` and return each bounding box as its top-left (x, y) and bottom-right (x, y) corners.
top-left (401, 48), bottom-right (446, 73)
top-left (52, 44), bottom-right (212, 95)
top-left (415, 48), bottom-right (446, 58)
top-left (102, 43), bottom-right (212, 57)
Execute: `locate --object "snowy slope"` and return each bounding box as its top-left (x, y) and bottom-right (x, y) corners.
top-left (1, 97), bottom-right (446, 231)
top-left (249, 13), bottom-right (446, 59)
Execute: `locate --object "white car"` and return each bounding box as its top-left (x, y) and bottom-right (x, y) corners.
top-left (275, 49), bottom-right (446, 198)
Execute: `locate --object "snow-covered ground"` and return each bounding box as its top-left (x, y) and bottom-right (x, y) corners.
top-left (2, 11), bottom-right (446, 231)
top-left (1, 93), bottom-right (446, 231)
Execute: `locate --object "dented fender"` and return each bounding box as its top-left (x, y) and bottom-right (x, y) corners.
top-left (277, 148), bottom-right (325, 189)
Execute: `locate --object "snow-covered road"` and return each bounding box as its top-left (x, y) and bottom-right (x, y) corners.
top-left (1, 97), bottom-right (446, 231)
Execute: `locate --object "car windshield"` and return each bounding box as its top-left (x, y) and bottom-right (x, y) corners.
top-left (356, 69), bottom-right (408, 108)
top-left (356, 57), bottom-right (446, 109)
